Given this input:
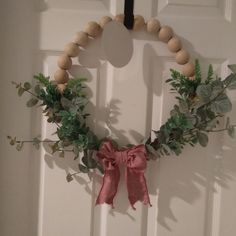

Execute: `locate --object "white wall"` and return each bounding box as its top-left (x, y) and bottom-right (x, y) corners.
top-left (0, 1), bottom-right (39, 236)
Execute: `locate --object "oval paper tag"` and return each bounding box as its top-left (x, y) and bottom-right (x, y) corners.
top-left (101, 21), bottom-right (133, 68)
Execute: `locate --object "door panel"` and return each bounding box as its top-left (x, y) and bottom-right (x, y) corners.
top-left (34, 1), bottom-right (236, 236)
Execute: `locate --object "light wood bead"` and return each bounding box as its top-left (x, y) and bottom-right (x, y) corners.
top-left (168, 37), bottom-right (182, 53)
top-left (54, 69), bottom-right (69, 84)
top-left (182, 62), bottom-right (195, 77)
top-left (176, 49), bottom-right (190, 65)
top-left (64, 42), bottom-right (79, 57)
top-left (158, 26), bottom-right (174, 43)
top-left (99, 16), bottom-right (112, 28)
top-left (57, 54), bottom-right (72, 70)
top-left (84, 21), bottom-right (101, 38)
top-left (115, 14), bottom-right (124, 23)
top-left (57, 84), bottom-right (66, 94)
top-left (73, 31), bottom-right (89, 47)
top-left (147, 18), bottom-right (161, 33)
top-left (133, 15), bottom-right (145, 31)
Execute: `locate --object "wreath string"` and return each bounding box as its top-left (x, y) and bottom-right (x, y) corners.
top-left (9, 15), bottom-right (236, 209)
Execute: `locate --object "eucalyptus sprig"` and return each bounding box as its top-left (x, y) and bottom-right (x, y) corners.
top-left (7, 136), bottom-right (58, 151)
top-left (146, 61), bottom-right (236, 158)
top-left (11, 74), bottom-right (103, 177)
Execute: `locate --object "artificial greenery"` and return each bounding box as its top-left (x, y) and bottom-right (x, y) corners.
top-left (9, 60), bottom-right (236, 181)
top-left (10, 74), bottom-right (103, 178)
top-left (146, 60), bottom-right (236, 158)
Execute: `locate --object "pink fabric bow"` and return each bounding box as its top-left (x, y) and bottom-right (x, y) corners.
top-left (96, 140), bottom-right (151, 209)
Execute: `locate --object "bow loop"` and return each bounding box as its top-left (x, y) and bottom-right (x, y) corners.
top-left (96, 140), bottom-right (116, 169)
top-left (96, 140), bottom-right (151, 209)
top-left (126, 144), bottom-right (147, 171)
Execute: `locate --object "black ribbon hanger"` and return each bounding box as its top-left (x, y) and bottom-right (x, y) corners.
top-left (124, 0), bottom-right (134, 30)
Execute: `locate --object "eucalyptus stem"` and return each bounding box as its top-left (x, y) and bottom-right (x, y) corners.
top-left (70, 171), bottom-right (80, 177)
top-left (16, 140), bottom-right (58, 143)
top-left (209, 125), bottom-right (236, 133)
top-left (58, 149), bottom-right (74, 152)
top-left (25, 90), bottom-right (39, 99)
top-left (55, 122), bottom-right (61, 128)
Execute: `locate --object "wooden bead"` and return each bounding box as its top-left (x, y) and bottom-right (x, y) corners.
top-left (115, 14), bottom-right (124, 23)
top-left (147, 18), bottom-right (161, 33)
top-left (64, 42), bottom-right (79, 57)
top-left (54, 69), bottom-right (69, 84)
top-left (168, 37), bottom-right (182, 53)
top-left (57, 84), bottom-right (66, 94)
top-left (84, 21), bottom-right (101, 38)
top-left (176, 49), bottom-right (190, 65)
top-left (158, 26), bottom-right (174, 43)
top-left (99, 16), bottom-right (112, 28)
top-left (182, 62), bottom-right (195, 77)
top-left (73, 31), bottom-right (88, 47)
top-left (133, 15), bottom-right (145, 31)
top-left (57, 54), bottom-right (72, 70)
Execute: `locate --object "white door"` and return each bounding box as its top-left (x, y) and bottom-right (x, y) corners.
top-left (1, 1), bottom-right (236, 236)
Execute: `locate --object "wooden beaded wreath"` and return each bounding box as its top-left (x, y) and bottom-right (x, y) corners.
top-left (55, 15), bottom-right (194, 90)
top-left (9, 14), bottom-right (236, 207)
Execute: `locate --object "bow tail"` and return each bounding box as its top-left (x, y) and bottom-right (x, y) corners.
top-left (96, 167), bottom-right (120, 208)
top-left (126, 168), bottom-right (151, 209)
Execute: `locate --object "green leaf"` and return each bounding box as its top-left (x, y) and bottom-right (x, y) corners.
top-left (196, 108), bottom-right (207, 121)
top-left (210, 80), bottom-right (223, 99)
top-left (210, 94), bottom-right (232, 113)
top-left (61, 97), bottom-right (72, 109)
top-left (206, 64), bottom-right (214, 82)
top-left (78, 164), bottom-right (89, 173)
top-left (195, 59), bottom-right (202, 83)
top-left (196, 84), bottom-right (212, 102)
top-left (9, 137), bottom-right (16, 146)
top-left (224, 74), bottom-right (236, 90)
top-left (170, 141), bottom-right (182, 155)
top-left (66, 173), bottom-right (74, 182)
top-left (197, 132), bottom-right (209, 147)
top-left (50, 141), bottom-right (59, 154)
top-left (23, 82), bottom-right (31, 91)
top-left (185, 114), bottom-right (197, 126)
top-left (191, 136), bottom-right (198, 145)
top-left (179, 99), bottom-right (188, 113)
top-left (166, 78), bottom-right (172, 83)
top-left (26, 98), bottom-right (39, 107)
top-left (16, 142), bottom-right (24, 151)
top-left (33, 137), bottom-right (40, 150)
top-left (228, 64), bottom-right (236, 74)
top-left (86, 131), bottom-right (99, 149)
top-left (72, 97), bottom-right (88, 106)
top-left (33, 73), bottom-right (50, 86)
top-left (227, 126), bottom-right (235, 138)
top-left (206, 109), bottom-right (216, 120)
top-left (34, 84), bottom-right (41, 94)
top-left (161, 144), bottom-right (172, 155)
top-left (18, 87), bottom-right (25, 96)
